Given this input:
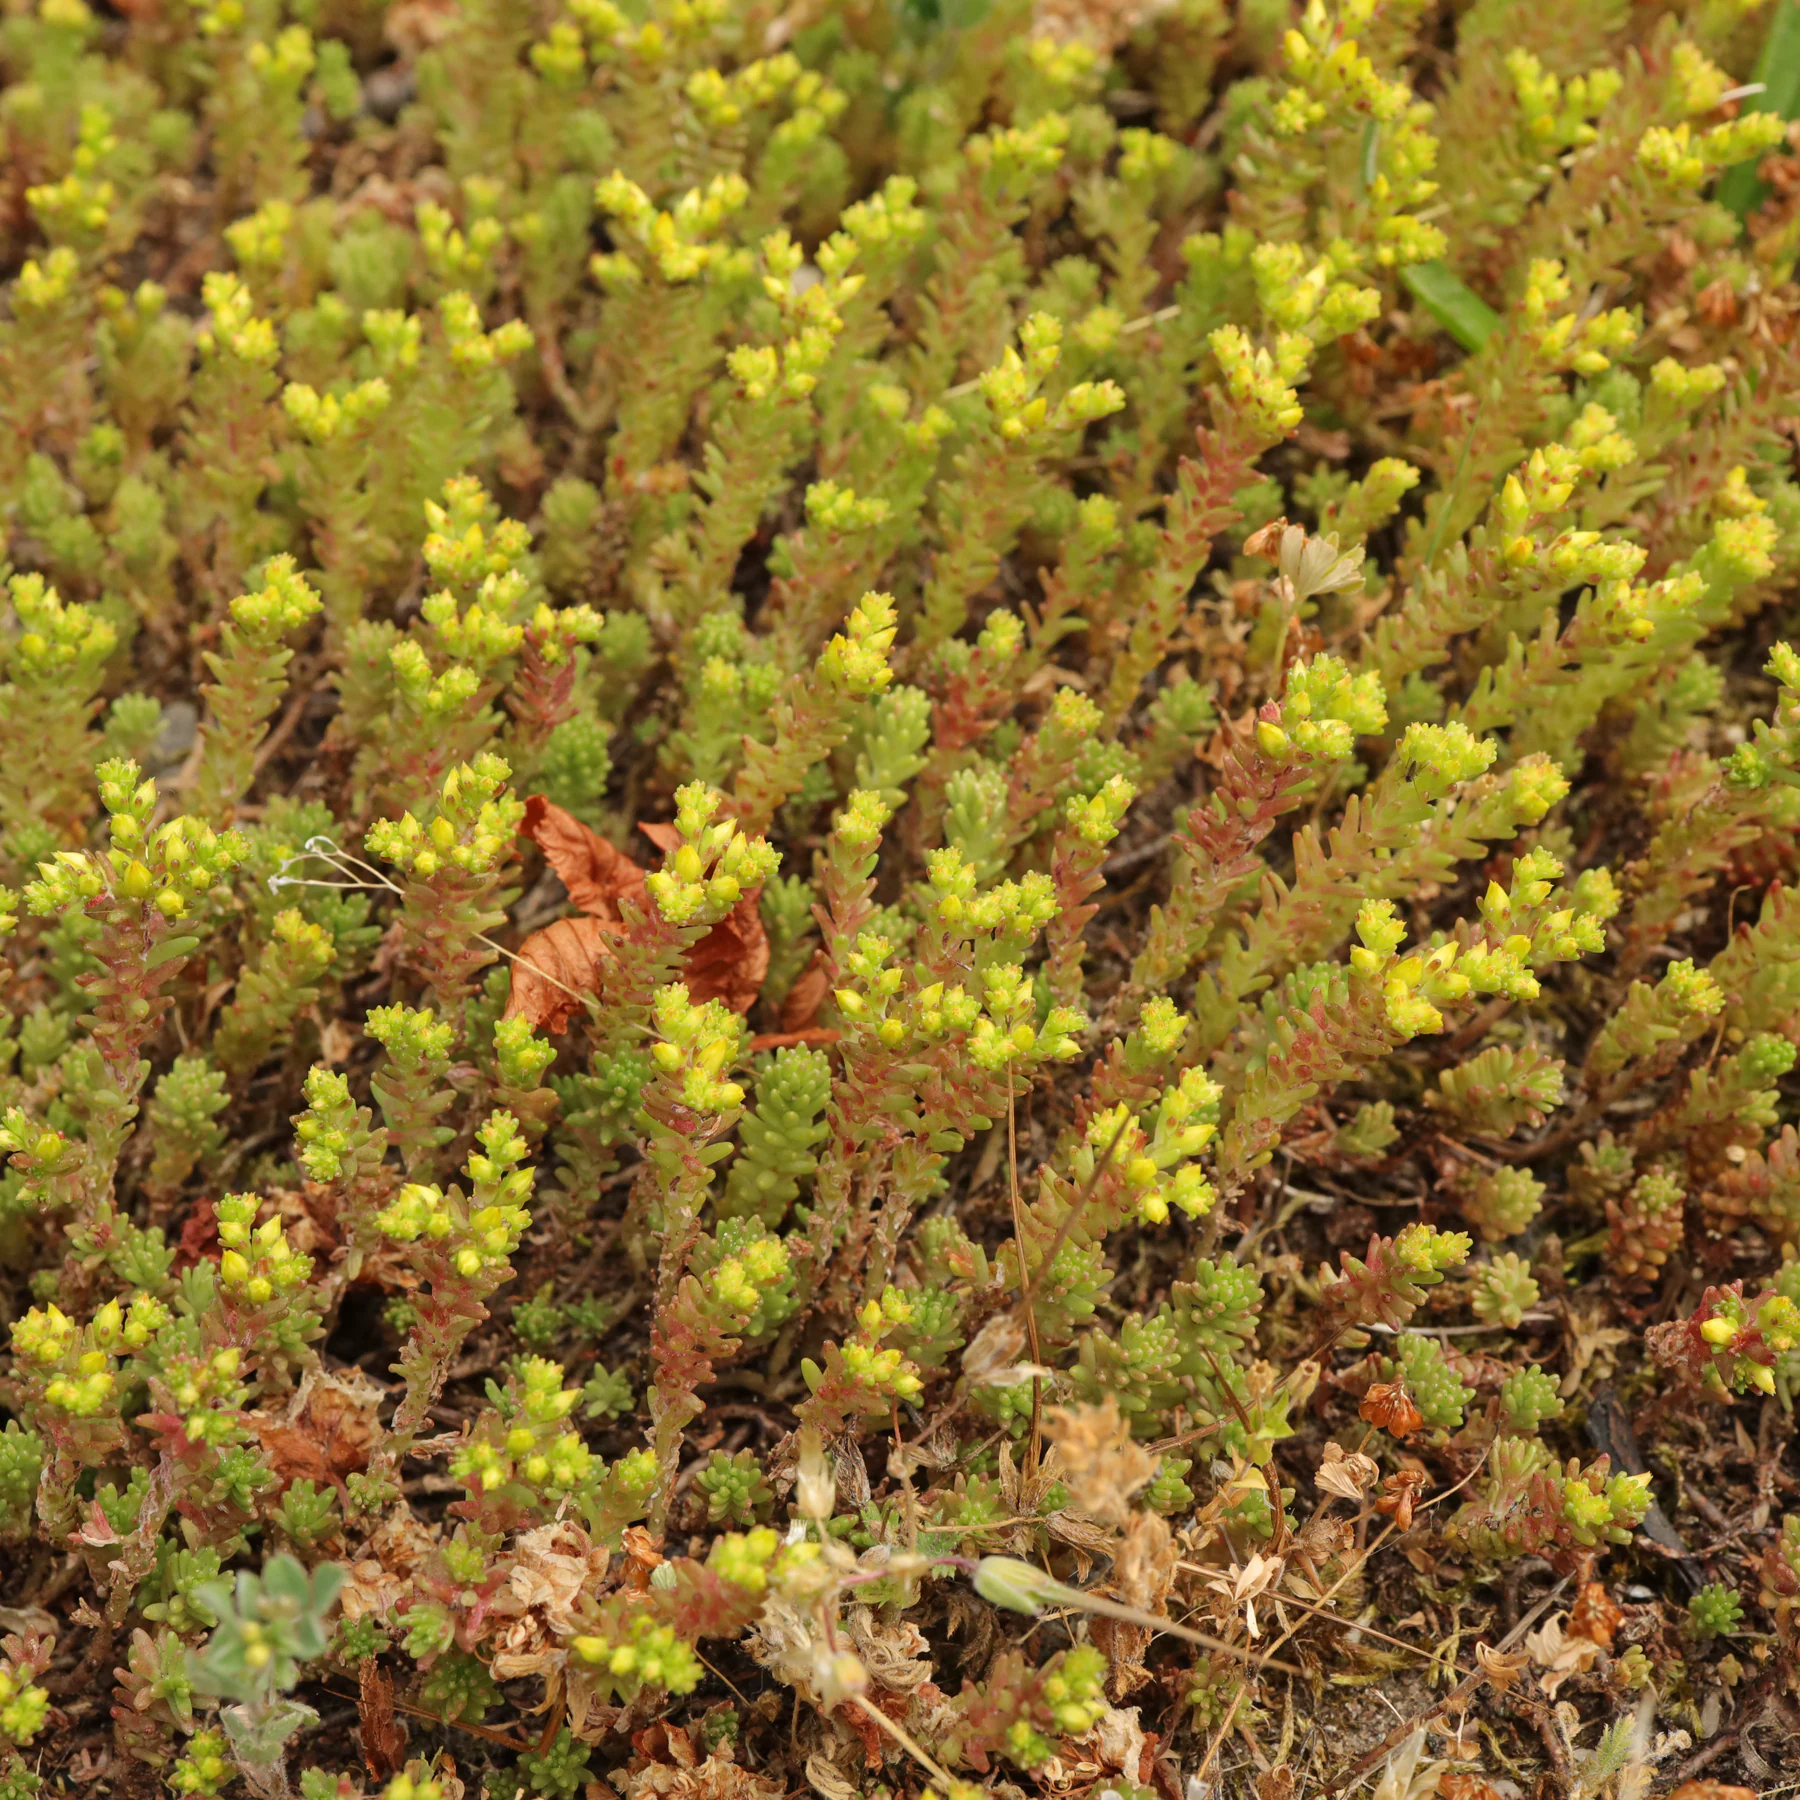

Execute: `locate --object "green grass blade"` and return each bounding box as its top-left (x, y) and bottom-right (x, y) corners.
top-left (1401, 261), bottom-right (1501, 352)
top-left (1718, 0), bottom-right (1800, 220)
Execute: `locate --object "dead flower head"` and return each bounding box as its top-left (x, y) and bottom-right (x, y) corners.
top-left (1315, 1440), bottom-right (1380, 1503)
top-left (1040, 1396), bottom-right (1156, 1528)
top-left (1374, 1464), bottom-right (1429, 1532)
top-left (1203, 1551), bottom-right (1284, 1640)
top-left (1360, 1380), bottom-right (1425, 1438)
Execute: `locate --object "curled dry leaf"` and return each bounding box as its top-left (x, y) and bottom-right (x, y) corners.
top-left (521, 794), bottom-right (645, 915)
top-left (623, 1739), bottom-right (786, 1800)
top-left (507, 797), bottom-right (770, 1029)
top-left (1241, 518), bottom-right (1290, 560)
top-left (1667, 1785), bottom-right (1757, 1800)
top-left (1472, 1641), bottom-right (1529, 1695)
top-left (960, 1312), bottom-right (1029, 1386)
top-left (1092, 1707), bottom-right (1147, 1778)
top-left (251, 1366), bottom-right (384, 1495)
top-left (1523, 1612), bottom-right (1602, 1697)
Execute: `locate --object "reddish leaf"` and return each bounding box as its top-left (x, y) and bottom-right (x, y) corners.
top-left (520, 795), bottom-right (644, 918)
top-left (684, 890), bottom-right (769, 1013)
top-left (636, 819), bottom-right (681, 858)
top-left (505, 915), bottom-right (619, 1033)
top-left (780, 948), bottom-right (831, 1032)
top-left (358, 1659), bottom-right (407, 1781)
top-left (748, 1030), bottom-right (840, 1053)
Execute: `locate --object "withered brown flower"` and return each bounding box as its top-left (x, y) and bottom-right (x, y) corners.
top-left (1360, 1380), bottom-right (1425, 1438)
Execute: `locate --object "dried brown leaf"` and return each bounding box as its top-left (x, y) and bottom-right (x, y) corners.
top-left (251, 1367), bottom-right (384, 1493)
top-left (506, 914), bottom-right (619, 1033)
top-left (781, 949), bottom-right (831, 1032)
top-left (521, 795), bottom-right (644, 917)
top-left (357, 1659), bottom-right (407, 1782)
top-left (680, 889), bottom-right (769, 1014)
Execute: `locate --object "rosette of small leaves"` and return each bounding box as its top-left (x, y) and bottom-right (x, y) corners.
top-left (418, 1649), bottom-right (501, 1726)
top-left (1567, 1130), bottom-right (1636, 1210)
top-left (1584, 957), bottom-right (1724, 1089)
top-left (1647, 1282), bottom-right (1800, 1400)
top-left (1499, 1367), bottom-right (1564, 1435)
top-left (487, 1012), bottom-right (559, 1143)
top-left (269, 1480), bottom-right (339, 1553)
top-left (685, 1217), bottom-right (799, 1344)
top-left (0, 1650), bottom-right (48, 1753)
top-left (1456, 1165), bottom-right (1546, 1244)
top-left (1643, 1032), bottom-right (1797, 1163)
top-left (214, 1193), bottom-right (318, 1367)
top-left (1071, 1308), bottom-right (1183, 1426)
top-left (1142, 1455), bottom-right (1195, 1516)
top-left (646, 783), bottom-right (783, 934)
top-left (568, 1615), bottom-right (704, 1710)
top-left (112, 1622), bottom-right (198, 1763)
top-left (1335, 1101), bottom-right (1399, 1161)
top-left (0, 1424), bottom-right (42, 1537)
top-left (10, 1292), bottom-right (165, 1434)
top-left (718, 1045), bottom-right (831, 1226)
top-left (212, 909), bottom-right (334, 1077)
top-left (1605, 1166), bottom-right (1685, 1287)
top-left (451, 1357), bottom-right (601, 1530)
top-left (187, 1556), bottom-right (343, 1786)
top-left (364, 753), bottom-right (525, 1008)
top-left (169, 1728), bottom-right (231, 1798)
top-left (142, 1545), bottom-right (226, 1637)
top-left (935, 1643), bottom-right (1110, 1772)
top-left (1448, 1439), bottom-right (1652, 1566)
top-left (1425, 1043), bottom-right (1565, 1139)
top-left (1129, 1065), bottom-right (1224, 1225)
top-left (291, 1065), bottom-right (392, 1233)
top-left (1381, 1335), bottom-right (1474, 1432)
top-left (798, 1289), bottom-right (927, 1433)
top-left (1470, 1253), bottom-right (1541, 1329)
top-left (1760, 1515), bottom-right (1800, 1641)
top-left (1686, 1582), bottom-right (1744, 1643)
top-left (694, 1449), bottom-right (774, 1526)
top-left (1313, 1224), bottom-right (1472, 1342)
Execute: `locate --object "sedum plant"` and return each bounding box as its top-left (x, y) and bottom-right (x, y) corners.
top-left (2, 0), bottom-right (1800, 1795)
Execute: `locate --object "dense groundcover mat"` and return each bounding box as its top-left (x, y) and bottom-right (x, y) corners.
top-left (4, 0), bottom-right (1800, 1795)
